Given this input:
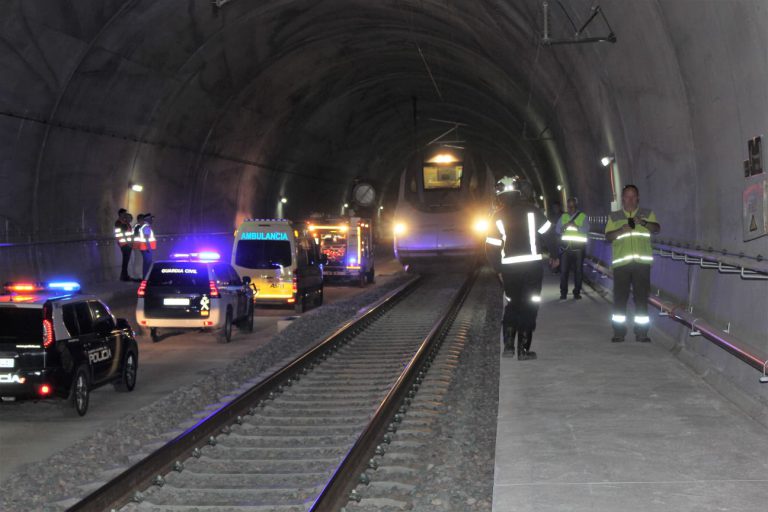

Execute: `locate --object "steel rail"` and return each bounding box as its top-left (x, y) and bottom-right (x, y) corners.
top-left (585, 258), bottom-right (768, 375)
top-left (310, 270), bottom-right (478, 511)
top-left (66, 275), bottom-right (422, 512)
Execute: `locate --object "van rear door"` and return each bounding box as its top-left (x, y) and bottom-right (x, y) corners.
top-left (234, 236), bottom-right (294, 301)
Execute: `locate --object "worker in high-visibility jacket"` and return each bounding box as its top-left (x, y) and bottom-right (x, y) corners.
top-left (114, 208), bottom-right (135, 281)
top-left (133, 212), bottom-right (157, 278)
top-left (555, 197), bottom-right (590, 300)
top-left (604, 185), bottom-right (660, 343)
top-left (485, 176), bottom-right (559, 360)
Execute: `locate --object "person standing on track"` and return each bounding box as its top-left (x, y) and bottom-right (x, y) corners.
top-left (485, 176), bottom-right (559, 360)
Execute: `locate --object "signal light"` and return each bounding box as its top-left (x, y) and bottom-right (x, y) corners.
top-left (209, 281), bottom-right (220, 298)
top-left (46, 281), bottom-right (81, 292)
top-left (38, 384), bottom-right (52, 396)
top-left (137, 280), bottom-right (147, 297)
top-left (203, 321), bottom-right (214, 326)
top-left (4, 283), bottom-right (42, 293)
top-left (42, 319), bottom-right (54, 348)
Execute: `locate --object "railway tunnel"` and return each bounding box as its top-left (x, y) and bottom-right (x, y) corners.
top-left (1, 1), bottom-right (768, 510)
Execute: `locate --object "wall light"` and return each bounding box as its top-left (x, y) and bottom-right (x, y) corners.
top-left (131, 183), bottom-right (144, 192)
top-left (280, 197), bottom-right (288, 204)
top-left (539, 195), bottom-right (544, 201)
top-left (556, 185), bottom-right (562, 191)
top-left (344, 203), bottom-right (349, 208)
top-left (379, 206), bottom-right (384, 210)
top-left (601, 156), bottom-right (615, 167)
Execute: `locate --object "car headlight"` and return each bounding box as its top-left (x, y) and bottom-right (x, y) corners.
top-left (393, 222), bottom-right (407, 236)
top-left (472, 218), bottom-right (489, 234)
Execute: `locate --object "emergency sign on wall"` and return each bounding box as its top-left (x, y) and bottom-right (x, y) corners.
top-left (743, 135), bottom-right (767, 241)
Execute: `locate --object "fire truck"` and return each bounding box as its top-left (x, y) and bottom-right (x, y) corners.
top-left (309, 217), bottom-right (375, 286)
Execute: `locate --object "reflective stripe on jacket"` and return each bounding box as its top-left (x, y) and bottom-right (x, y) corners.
top-left (604, 208), bottom-right (656, 267)
top-left (556, 211), bottom-right (589, 248)
top-left (485, 202), bottom-right (552, 271)
top-left (133, 223), bottom-right (157, 250)
top-left (114, 221), bottom-right (134, 247)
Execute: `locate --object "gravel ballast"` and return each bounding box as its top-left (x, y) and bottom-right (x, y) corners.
top-left (1, 273), bottom-right (412, 512)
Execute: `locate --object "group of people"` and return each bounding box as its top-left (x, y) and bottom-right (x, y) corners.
top-left (486, 176), bottom-right (660, 359)
top-left (114, 209), bottom-right (157, 281)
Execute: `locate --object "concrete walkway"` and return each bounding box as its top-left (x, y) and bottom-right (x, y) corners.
top-left (492, 275), bottom-right (768, 512)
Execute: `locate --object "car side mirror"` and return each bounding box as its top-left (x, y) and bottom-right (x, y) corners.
top-left (116, 318), bottom-right (131, 331)
top-left (95, 321), bottom-right (112, 336)
top-left (241, 276), bottom-right (251, 285)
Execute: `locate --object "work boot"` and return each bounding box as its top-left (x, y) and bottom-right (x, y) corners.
top-left (635, 330), bottom-right (651, 343)
top-left (517, 331), bottom-right (537, 360)
top-left (502, 327), bottom-right (516, 357)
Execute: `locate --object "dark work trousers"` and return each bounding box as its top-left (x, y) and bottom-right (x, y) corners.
top-left (141, 250), bottom-right (152, 279)
top-left (559, 248), bottom-right (584, 297)
top-left (120, 245), bottom-right (132, 280)
top-left (501, 261), bottom-right (544, 333)
top-left (612, 263), bottom-right (651, 337)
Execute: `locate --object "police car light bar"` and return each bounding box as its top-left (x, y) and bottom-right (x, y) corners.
top-left (171, 251), bottom-right (221, 262)
top-left (3, 281), bottom-right (81, 294)
top-left (46, 281), bottom-right (81, 292)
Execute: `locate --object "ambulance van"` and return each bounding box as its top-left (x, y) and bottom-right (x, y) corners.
top-left (232, 219), bottom-right (325, 313)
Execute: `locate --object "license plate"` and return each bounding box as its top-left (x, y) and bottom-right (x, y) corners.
top-left (0, 359), bottom-right (13, 368)
top-left (163, 298), bottom-right (190, 306)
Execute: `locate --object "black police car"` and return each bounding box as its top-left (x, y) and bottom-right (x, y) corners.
top-left (0, 281), bottom-right (139, 416)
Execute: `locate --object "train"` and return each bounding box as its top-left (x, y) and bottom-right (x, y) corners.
top-left (393, 146), bottom-right (495, 269)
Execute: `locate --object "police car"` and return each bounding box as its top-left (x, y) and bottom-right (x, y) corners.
top-left (135, 251), bottom-right (254, 343)
top-left (0, 281), bottom-right (139, 416)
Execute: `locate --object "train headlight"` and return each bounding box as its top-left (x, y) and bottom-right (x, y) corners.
top-left (472, 218), bottom-right (489, 234)
top-left (394, 222), bottom-right (407, 236)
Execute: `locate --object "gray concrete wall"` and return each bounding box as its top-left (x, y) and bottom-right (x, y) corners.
top-left (0, 0), bottom-right (765, 399)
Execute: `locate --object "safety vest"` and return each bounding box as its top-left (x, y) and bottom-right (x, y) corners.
top-left (486, 204), bottom-right (552, 266)
top-left (114, 221), bottom-right (133, 247)
top-left (604, 208), bottom-right (656, 267)
top-left (559, 211), bottom-right (588, 247)
top-left (134, 223), bottom-right (157, 251)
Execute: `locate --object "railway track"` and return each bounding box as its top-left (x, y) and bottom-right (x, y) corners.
top-left (68, 271), bottom-right (477, 512)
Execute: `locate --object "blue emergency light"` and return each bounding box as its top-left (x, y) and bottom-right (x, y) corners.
top-left (46, 281), bottom-right (81, 292)
top-left (171, 251), bottom-right (221, 262)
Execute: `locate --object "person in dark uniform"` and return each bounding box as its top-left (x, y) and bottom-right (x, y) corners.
top-left (114, 208), bottom-right (134, 281)
top-left (485, 176), bottom-right (559, 360)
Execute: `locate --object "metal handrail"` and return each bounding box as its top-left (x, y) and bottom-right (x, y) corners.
top-left (589, 232), bottom-right (768, 278)
top-left (585, 258), bottom-right (768, 378)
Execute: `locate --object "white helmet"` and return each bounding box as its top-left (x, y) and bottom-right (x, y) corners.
top-left (495, 176), bottom-right (517, 196)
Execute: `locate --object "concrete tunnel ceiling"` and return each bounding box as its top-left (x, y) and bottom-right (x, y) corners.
top-left (3, 0), bottom-right (768, 262)
top-left (1, 0), bottom-right (585, 238)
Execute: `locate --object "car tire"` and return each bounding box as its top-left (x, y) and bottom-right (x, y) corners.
top-left (315, 287), bottom-right (324, 307)
top-left (218, 307), bottom-right (233, 343)
top-left (238, 303), bottom-right (254, 332)
top-left (294, 294), bottom-right (305, 314)
top-left (114, 349), bottom-right (138, 392)
top-left (150, 328), bottom-right (160, 343)
top-left (358, 273), bottom-right (366, 288)
top-left (69, 366), bottom-right (90, 417)
top-left (366, 266), bottom-right (375, 284)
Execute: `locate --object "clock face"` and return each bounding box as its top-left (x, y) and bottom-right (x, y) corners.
top-left (353, 183), bottom-right (376, 206)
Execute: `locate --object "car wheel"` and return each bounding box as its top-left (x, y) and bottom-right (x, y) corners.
top-left (358, 273), bottom-right (366, 288)
top-left (69, 366), bottom-right (90, 417)
top-left (238, 303), bottom-right (254, 332)
top-left (315, 287), bottom-right (324, 307)
top-left (114, 349), bottom-right (138, 392)
top-left (294, 294), bottom-right (305, 314)
top-left (150, 328), bottom-right (160, 343)
top-left (218, 307), bottom-right (233, 343)
top-left (367, 266), bottom-right (375, 284)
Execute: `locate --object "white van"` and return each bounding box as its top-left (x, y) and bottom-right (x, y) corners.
top-left (232, 219), bottom-right (325, 313)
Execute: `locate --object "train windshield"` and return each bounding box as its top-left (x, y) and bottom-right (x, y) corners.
top-left (423, 164), bottom-right (463, 190)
